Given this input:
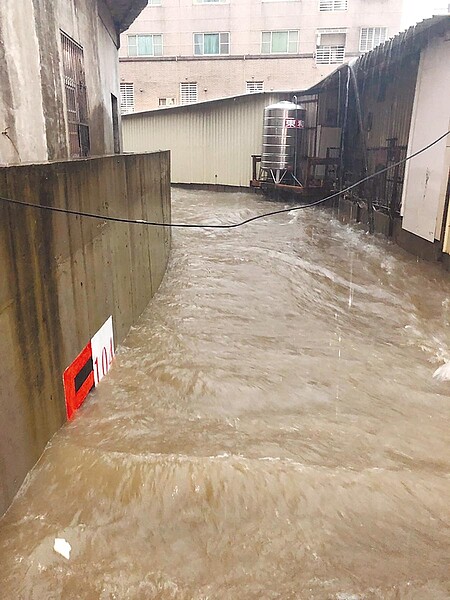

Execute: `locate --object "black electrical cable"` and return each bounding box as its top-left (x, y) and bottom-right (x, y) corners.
top-left (0, 130), bottom-right (449, 229)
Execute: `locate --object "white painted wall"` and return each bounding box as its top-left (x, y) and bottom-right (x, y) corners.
top-left (401, 33), bottom-right (450, 242)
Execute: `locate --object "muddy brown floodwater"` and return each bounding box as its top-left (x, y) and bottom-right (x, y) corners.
top-left (0, 189), bottom-right (450, 599)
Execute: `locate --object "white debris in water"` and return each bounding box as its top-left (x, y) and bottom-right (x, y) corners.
top-left (53, 538), bottom-right (71, 560)
top-left (433, 362), bottom-right (450, 382)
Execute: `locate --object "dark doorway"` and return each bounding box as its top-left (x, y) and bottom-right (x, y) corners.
top-left (111, 94), bottom-right (120, 154)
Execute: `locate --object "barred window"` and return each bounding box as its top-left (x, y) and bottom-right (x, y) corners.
top-left (61, 31), bottom-right (90, 157)
top-left (246, 81), bottom-right (264, 93)
top-left (360, 27), bottom-right (388, 52)
top-left (180, 82), bottom-right (198, 104)
top-left (316, 29), bottom-right (346, 64)
top-left (120, 83), bottom-right (135, 114)
top-left (319, 0), bottom-right (347, 10)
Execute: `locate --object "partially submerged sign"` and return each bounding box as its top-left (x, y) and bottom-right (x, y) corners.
top-left (63, 316), bottom-right (115, 419)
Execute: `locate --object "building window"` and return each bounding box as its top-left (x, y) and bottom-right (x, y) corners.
top-left (147, 0), bottom-right (162, 4)
top-left (180, 82), bottom-right (198, 104)
top-left (194, 33), bottom-right (230, 55)
top-left (127, 34), bottom-right (163, 57)
top-left (316, 29), bottom-right (346, 64)
top-left (193, 0), bottom-right (228, 3)
top-left (159, 97), bottom-right (176, 106)
top-left (359, 27), bottom-right (388, 52)
top-left (319, 0), bottom-right (347, 10)
top-left (61, 31), bottom-right (90, 157)
top-left (246, 81), bottom-right (264, 93)
top-left (120, 83), bottom-right (135, 114)
top-left (261, 30), bottom-right (299, 54)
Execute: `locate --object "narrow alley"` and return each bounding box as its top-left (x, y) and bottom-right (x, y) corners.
top-left (0, 189), bottom-right (449, 599)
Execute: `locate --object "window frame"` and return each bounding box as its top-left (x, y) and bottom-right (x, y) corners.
top-left (246, 81), bottom-right (264, 93)
top-left (261, 30), bottom-right (299, 55)
top-left (127, 33), bottom-right (163, 57)
top-left (315, 28), bottom-right (346, 64)
top-left (319, 0), bottom-right (348, 11)
top-left (359, 27), bottom-right (388, 52)
top-left (120, 82), bottom-right (135, 114)
top-left (158, 97), bottom-right (176, 107)
top-left (180, 82), bottom-right (198, 104)
top-left (61, 30), bottom-right (90, 157)
top-left (193, 32), bottom-right (230, 56)
top-left (193, 0), bottom-right (229, 4)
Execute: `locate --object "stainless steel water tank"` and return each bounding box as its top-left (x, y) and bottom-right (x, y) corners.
top-left (261, 101), bottom-right (306, 172)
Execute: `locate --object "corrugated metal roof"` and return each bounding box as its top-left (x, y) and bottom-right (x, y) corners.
top-left (104, 0), bottom-right (148, 34)
top-left (123, 91), bottom-right (301, 119)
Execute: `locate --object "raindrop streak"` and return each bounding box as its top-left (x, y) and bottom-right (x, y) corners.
top-left (0, 189), bottom-right (449, 599)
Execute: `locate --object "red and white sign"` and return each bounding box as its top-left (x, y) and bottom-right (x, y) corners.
top-left (91, 316), bottom-right (115, 386)
top-left (63, 316), bottom-right (115, 420)
top-left (285, 118), bottom-right (305, 129)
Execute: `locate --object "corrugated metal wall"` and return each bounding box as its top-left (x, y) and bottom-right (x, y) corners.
top-left (122, 92), bottom-right (292, 187)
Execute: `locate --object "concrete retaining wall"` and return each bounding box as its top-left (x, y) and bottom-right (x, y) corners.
top-left (0, 152), bottom-right (171, 515)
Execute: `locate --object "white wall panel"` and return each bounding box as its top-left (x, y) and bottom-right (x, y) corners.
top-left (401, 36), bottom-right (450, 242)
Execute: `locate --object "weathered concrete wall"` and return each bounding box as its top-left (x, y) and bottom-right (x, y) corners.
top-left (0, 0), bottom-right (124, 165)
top-left (0, 0), bottom-right (48, 164)
top-left (0, 152), bottom-right (171, 515)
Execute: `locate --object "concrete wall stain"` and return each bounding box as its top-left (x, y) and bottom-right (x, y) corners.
top-left (0, 11), bottom-right (18, 164)
top-left (0, 152), bottom-right (171, 516)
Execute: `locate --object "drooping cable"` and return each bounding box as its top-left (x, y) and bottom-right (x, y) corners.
top-left (0, 130), bottom-right (449, 229)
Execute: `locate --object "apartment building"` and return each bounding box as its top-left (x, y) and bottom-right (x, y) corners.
top-left (119, 0), bottom-right (403, 112)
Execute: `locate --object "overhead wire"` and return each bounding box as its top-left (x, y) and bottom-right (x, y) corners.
top-left (0, 129), bottom-right (449, 229)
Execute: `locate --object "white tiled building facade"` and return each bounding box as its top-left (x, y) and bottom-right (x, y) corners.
top-left (119, 0), bottom-right (403, 112)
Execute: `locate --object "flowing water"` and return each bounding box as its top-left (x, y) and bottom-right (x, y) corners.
top-left (1, 189), bottom-right (450, 599)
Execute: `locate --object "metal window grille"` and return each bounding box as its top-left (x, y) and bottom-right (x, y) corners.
top-left (359, 27), bottom-right (388, 52)
top-left (147, 0), bottom-right (162, 4)
top-left (120, 83), bottom-right (135, 114)
top-left (246, 81), bottom-right (264, 93)
top-left (61, 31), bottom-right (90, 157)
top-left (316, 45), bottom-right (345, 64)
top-left (319, 0), bottom-right (347, 10)
top-left (180, 82), bottom-right (198, 104)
